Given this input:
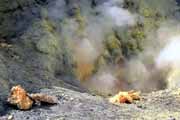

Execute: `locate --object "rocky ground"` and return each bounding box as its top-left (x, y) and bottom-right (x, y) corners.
top-left (1, 87), bottom-right (180, 120)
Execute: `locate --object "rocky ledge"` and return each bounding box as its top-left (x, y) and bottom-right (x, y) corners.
top-left (1, 87), bottom-right (180, 120)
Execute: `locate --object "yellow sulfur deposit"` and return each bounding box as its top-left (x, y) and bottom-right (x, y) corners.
top-left (7, 85), bottom-right (33, 110)
top-left (109, 90), bottom-right (140, 104)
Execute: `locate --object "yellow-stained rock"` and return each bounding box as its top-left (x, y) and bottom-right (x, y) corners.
top-left (29, 93), bottom-right (58, 104)
top-left (7, 85), bottom-right (33, 110)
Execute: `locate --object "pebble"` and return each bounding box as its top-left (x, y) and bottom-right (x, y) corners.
top-left (168, 116), bottom-right (176, 120)
top-left (7, 115), bottom-right (13, 120)
top-left (70, 97), bottom-right (74, 101)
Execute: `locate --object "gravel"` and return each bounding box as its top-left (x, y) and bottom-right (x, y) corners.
top-left (1, 87), bottom-right (180, 120)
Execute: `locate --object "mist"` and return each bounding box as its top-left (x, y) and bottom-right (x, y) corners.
top-left (44, 0), bottom-right (180, 95)
top-left (156, 35), bottom-right (180, 89)
top-left (156, 36), bottom-right (180, 68)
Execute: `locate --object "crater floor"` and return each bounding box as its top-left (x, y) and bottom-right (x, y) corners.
top-left (1, 87), bottom-right (180, 120)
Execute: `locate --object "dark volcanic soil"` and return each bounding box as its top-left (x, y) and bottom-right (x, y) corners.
top-left (1, 87), bottom-right (180, 120)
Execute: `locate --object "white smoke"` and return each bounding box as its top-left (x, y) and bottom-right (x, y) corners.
top-left (74, 38), bottom-right (99, 63)
top-left (82, 69), bottom-right (121, 95)
top-left (156, 36), bottom-right (180, 68)
top-left (155, 35), bottom-right (180, 89)
top-left (79, 0), bottom-right (138, 95)
top-left (47, 0), bottom-right (66, 20)
top-left (46, 0), bottom-right (173, 94)
top-left (98, 0), bottom-right (136, 27)
top-left (125, 59), bottom-right (150, 90)
top-left (106, 6), bottom-right (136, 26)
